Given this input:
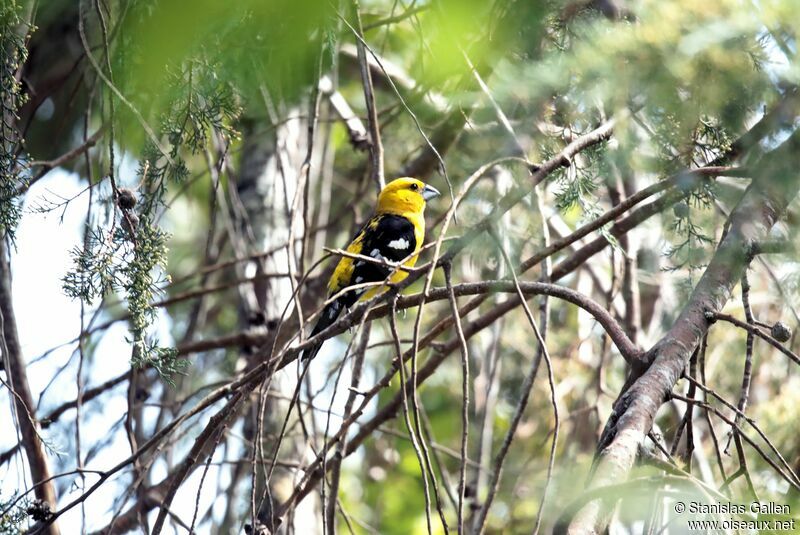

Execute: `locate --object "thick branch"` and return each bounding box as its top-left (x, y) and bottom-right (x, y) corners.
top-left (0, 241), bottom-right (60, 534)
top-left (394, 281), bottom-right (640, 362)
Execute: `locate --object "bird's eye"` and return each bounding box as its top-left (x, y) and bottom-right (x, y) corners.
top-left (410, 183), bottom-right (419, 191)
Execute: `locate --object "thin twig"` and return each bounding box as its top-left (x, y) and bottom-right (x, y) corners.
top-left (362, 4), bottom-right (428, 30)
top-left (352, 0), bottom-right (385, 192)
top-left (725, 271), bottom-right (756, 456)
top-left (684, 375), bottom-right (800, 486)
top-left (472, 231), bottom-right (559, 534)
top-left (671, 392), bottom-right (798, 492)
top-left (444, 263), bottom-right (469, 535)
top-left (325, 322), bottom-right (370, 533)
top-left (19, 126), bottom-right (104, 195)
top-left (389, 295), bottom-right (435, 534)
top-left (77, 1), bottom-right (172, 165)
top-left (338, 12), bottom-right (455, 204)
top-left (708, 311), bottom-right (800, 366)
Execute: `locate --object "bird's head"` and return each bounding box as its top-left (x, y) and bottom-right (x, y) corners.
top-left (376, 177), bottom-right (440, 215)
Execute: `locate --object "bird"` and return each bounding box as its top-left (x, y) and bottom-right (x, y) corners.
top-left (301, 177), bottom-right (441, 361)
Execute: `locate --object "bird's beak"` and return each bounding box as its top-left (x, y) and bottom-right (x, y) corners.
top-left (421, 184), bottom-right (441, 201)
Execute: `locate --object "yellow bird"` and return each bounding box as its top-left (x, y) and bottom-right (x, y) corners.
top-left (301, 177), bottom-right (440, 360)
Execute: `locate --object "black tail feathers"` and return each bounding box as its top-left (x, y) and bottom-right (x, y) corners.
top-left (301, 301), bottom-right (342, 360)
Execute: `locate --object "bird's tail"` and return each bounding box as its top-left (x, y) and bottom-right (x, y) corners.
top-left (301, 300), bottom-right (342, 361)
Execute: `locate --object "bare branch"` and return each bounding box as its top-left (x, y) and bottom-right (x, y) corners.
top-left (20, 126), bottom-right (105, 194)
top-left (352, 1), bottom-right (385, 192)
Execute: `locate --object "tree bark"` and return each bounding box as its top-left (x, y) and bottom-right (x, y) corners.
top-left (0, 240), bottom-right (60, 535)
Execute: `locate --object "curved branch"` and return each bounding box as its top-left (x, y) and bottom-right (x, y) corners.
top-left (390, 281), bottom-right (641, 363)
top-left (275, 280), bottom-right (638, 521)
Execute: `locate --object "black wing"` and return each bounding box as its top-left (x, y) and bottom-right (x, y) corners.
top-left (340, 213), bottom-right (416, 307)
top-left (302, 214), bottom-right (417, 360)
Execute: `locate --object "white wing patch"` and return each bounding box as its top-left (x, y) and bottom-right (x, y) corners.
top-left (388, 238), bottom-right (410, 250)
top-left (369, 248), bottom-right (382, 258)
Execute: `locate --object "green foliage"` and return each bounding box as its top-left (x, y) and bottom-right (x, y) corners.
top-left (137, 60), bottom-right (242, 214)
top-left (552, 143), bottom-right (605, 215)
top-left (554, 166), bottom-right (600, 215)
top-left (129, 341), bottom-right (186, 387)
top-left (118, 218), bottom-right (171, 337)
top-left (664, 179), bottom-right (718, 271)
top-left (161, 60), bottom-right (241, 153)
top-left (497, 0), bottom-right (775, 166)
top-left (117, 0), bottom-right (333, 147)
top-left (62, 227), bottom-right (119, 302)
top-left (63, 214), bottom-right (177, 380)
top-left (0, 0), bottom-right (30, 240)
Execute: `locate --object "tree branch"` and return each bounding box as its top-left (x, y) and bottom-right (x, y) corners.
top-left (19, 126), bottom-right (105, 194)
top-left (0, 240), bottom-right (60, 535)
top-left (352, 0), bottom-right (385, 192)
